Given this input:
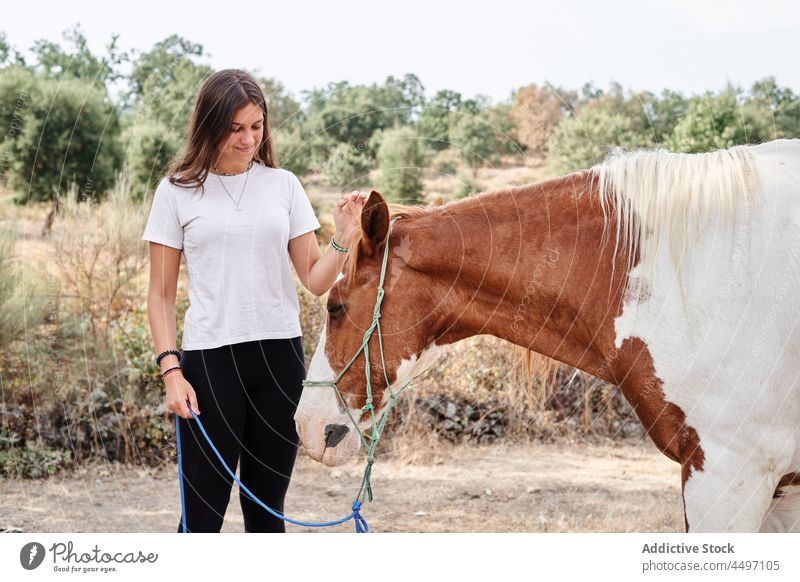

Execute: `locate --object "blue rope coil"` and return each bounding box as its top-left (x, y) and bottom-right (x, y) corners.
top-left (175, 410), bottom-right (368, 532)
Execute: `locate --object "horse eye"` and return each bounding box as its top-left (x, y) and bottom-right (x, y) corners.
top-left (327, 303), bottom-right (346, 317)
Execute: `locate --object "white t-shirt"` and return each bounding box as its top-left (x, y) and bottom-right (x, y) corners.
top-left (142, 162), bottom-right (321, 350)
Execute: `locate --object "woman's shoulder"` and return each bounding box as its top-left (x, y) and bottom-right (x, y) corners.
top-left (258, 163), bottom-right (295, 180)
top-left (258, 164), bottom-right (303, 191)
top-left (157, 173), bottom-right (203, 196)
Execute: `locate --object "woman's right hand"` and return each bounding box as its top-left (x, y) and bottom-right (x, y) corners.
top-left (164, 371), bottom-right (201, 419)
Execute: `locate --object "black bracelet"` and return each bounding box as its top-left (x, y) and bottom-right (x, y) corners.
top-left (161, 366), bottom-right (182, 380)
top-left (156, 349), bottom-right (181, 367)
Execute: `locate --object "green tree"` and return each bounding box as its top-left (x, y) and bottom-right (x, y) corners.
top-left (273, 128), bottom-right (314, 178)
top-left (547, 100), bottom-right (651, 173)
top-left (259, 77), bottom-right (302, 131)
top-left (416, 89), bottom-right (462, 151)
top-left (122, 119), bottom-right (183, 200)
top-left (0, 66), bottom-right (122, 203)
top-left (29, 24), bottom-right (127, 93)
top-left (668, 86), bottom-right (771, 153)
top-left (450, 114), bottom-right (497, 177)
top-left (121, 36), bottom-right (214, 197)
top-left (323, 142), bottom-right (373, 188)
top-left (301, 74), bottom-right (424, 164)
top-left (746, 77), bottom-right (800, 139)
top-left (377, 126), bottom-right (425, 203)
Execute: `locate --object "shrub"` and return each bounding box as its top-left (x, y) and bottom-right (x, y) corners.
top-left (377, 126), bottom-right (425, 203)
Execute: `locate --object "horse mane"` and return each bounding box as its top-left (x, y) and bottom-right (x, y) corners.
top-left (593, 144), bottom-right (758, 289)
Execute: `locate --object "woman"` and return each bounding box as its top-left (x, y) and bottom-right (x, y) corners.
top-left (142, 69), bottom-right (366, 533)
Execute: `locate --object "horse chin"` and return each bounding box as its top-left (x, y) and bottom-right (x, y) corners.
top-left (321, 435), bottom-right (362, 467)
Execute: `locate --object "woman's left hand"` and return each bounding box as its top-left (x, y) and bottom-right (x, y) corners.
top-left (332, 190), bottom-right (369, 244)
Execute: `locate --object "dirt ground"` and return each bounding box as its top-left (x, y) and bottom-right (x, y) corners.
top-left (0, 440), bottom-right (685, 533)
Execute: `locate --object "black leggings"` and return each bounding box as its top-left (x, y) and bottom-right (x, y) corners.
top-left (175, 336), bottom-right (305, 533)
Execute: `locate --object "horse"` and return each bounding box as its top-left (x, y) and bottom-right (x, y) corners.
top-left (294, 138), bottom-right (800, 532)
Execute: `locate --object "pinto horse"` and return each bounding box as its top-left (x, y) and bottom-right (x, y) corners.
top-left (294, 138), bottom-right (800, 532)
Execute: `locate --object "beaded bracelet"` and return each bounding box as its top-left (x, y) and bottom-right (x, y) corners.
top-left (161, 366), bottom-right (182, 380)
top-left (156, 349), bottom-right (181, 366)
top-left (330, 237), bottom-right (349, 253)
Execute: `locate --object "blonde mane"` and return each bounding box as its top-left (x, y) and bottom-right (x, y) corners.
top-left (594, 144), bottom-right (759, 291)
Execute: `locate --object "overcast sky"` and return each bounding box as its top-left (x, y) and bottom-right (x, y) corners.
top-left (4, 0), bottom-right (799, 102)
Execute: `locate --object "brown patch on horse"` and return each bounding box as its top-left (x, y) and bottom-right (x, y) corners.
top-left (612, 336), bottom-right (705, 530)
top-left (773, 473), bottom-right (800, 499)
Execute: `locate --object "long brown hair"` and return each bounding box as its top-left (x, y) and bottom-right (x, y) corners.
top-left (166, 69), bottom-right (277, 190)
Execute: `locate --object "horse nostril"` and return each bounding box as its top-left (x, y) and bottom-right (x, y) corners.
top-left (324, 424), bottom-right (350, 448)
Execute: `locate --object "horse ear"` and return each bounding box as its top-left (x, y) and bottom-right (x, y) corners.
top-left (360, 190), bottom-right (390, 257)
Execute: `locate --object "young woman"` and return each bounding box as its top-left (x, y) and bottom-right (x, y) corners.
top-left (142, 69), bottom-right (366, 533)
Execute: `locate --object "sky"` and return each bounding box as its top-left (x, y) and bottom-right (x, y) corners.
top-left (3, 0), bottom-right (799, 103)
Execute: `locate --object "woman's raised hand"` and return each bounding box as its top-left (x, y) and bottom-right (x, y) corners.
top-left (332, 190), bottom-right (368, 244)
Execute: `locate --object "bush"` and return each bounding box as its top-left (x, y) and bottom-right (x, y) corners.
top-left (668, 87), bottom-right (772, 153)
top-left (322, 142), bottom-right (373, 189)
top-left (122, 118), bottom-right (182, 201)
top-left (377, 126), bottom-right (425, 203)
top-left (430, 148), bottom-right (459, 176)
top-left (547, 102), bottom-right (652, 173)
top-left (0, 225), bottom-right (48, 351)
top-left (273, 127), bottom-right (314, 178)
top-left (454, 174), bottom-right (482, 199)
top-left (450, 113), bottom-right (497, 176)
top-left (50, 176), bottom-right (149, 339)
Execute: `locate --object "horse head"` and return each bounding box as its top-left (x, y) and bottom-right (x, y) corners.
top-left (294, 190), bottom-right (445, 466)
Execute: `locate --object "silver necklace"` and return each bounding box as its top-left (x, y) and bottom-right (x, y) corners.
top-left (214, 161), bottom-right (253, 214)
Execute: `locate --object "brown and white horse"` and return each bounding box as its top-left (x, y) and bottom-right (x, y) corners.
top-left (294, 138), bottom-right (800, 532)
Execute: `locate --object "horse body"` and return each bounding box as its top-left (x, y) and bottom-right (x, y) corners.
top-left (612, 139), bottom-right (800, 531)
top-left (295, 138), bottom-right (800, 532)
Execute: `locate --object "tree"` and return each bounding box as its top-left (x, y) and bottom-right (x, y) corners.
top-left (746, 77), bottom-right (800, 140)
top-left (547, 100), bottom-right (651, 173)
top-left (416, 89), bottom-right (462, 151)
top-left (511, 84), bottom-right (563, 156)
top-left (301, 75), bottom-right (423, 164)
top-left (126, 34), bottom-right (205, 105)
top-left (323, 143), bottom-right (373, 189)
top-left (377, 126), bottom-right (425, 203)
top-left (668, 86), bottom-right (771, 153)
top-left (29, 24), bottom-right (127, 93)
top-left (0, 66), bottom-right (122, 203)
top-left (272, 128), bottom-right (314, 178)
top-left (450, 114), bottom-right (497, 177)
top-left (121, 36), bottom-right (214, 197)
top-left (486, 102), bottom-right (523, 157)
top-left (258, 77), bottom-right (302, 131)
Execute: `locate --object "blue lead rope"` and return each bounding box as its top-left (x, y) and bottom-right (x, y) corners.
top-left (175, 410), bottom-right (368, 533)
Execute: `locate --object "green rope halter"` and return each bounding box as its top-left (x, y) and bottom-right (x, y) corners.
top-left (303, 216), bottom-right (411, 504)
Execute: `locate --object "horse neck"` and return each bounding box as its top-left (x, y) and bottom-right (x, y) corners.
top-left (396, 170), bottom-right (628, 384)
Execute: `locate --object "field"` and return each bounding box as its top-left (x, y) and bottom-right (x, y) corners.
top-left (0, 440), bottom-right (683, 533)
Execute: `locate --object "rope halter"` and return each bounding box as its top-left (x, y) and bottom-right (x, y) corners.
top-left (302, 216), bottom-right (411, 503)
